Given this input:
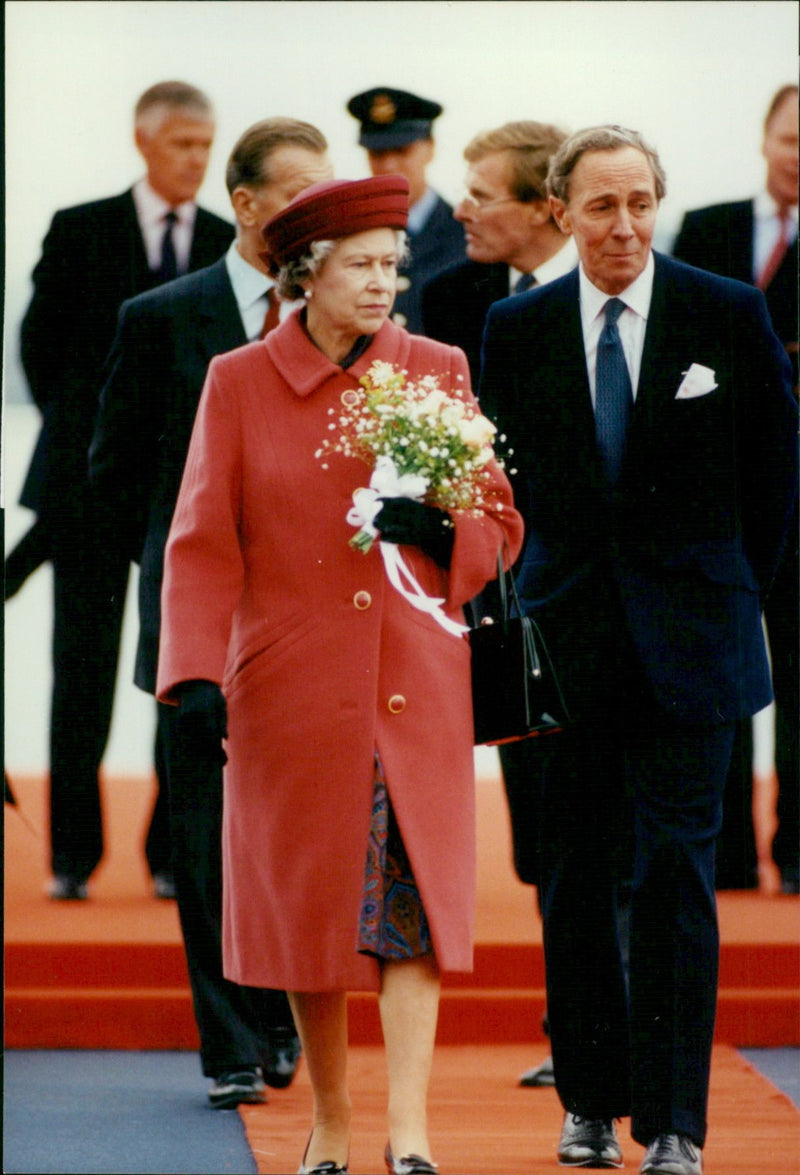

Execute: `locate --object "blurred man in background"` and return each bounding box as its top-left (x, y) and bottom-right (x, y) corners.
top-left (347, 85), bottom-right (465, 332)
top-left (11, 81), bottom-right (234, 902)
top-left (673, 83), bottom-right (799, 895)
top-left (90, 116), bottom-right (333, 1108)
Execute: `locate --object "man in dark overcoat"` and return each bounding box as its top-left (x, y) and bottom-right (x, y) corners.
top-left (479, 125), bottom-right (797, 1174)
top-left (90, 117), bottom-right (333, 1108)
top-left (12, 81), bottom-right (233, 899)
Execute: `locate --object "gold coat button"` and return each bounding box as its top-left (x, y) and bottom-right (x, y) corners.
top-left (353, 591), bottom-right (372, 610)
top-left (388, 694), bottom-right (406, 714)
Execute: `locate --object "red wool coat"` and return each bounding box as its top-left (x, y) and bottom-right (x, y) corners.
top-left (157, 313), bottom-right (524, 991)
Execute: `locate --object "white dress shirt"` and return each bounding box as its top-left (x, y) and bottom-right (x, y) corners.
top-left (509, 236), bottom-right (579, 294)
top-left (132, 178), bottom-right (196, 274)
top-left (752, 190), bottom-right (798, 281)
top-left (407, 186), bottom-right (439, 235)
top-left (578, 252), bottom-right (655, 406)
top-left (224, 241), bottom-right (300, 341)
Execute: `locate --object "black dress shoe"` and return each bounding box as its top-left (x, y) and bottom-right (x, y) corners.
top-left (558, 1113), bottom-right (623, 1168)
top-left (384, 1142), bottom-right (438, 1174)
top-left (208, 1067), bottom-right (266, 1109)
top-left (263, 1026), bottom-right (302, 1088)
top-left (519, 1053), bottom-right (556, 1087)
top-left (47, 874), bottom-right (89, 901)
top-left (640, 1133), bottom-right (702, 1175)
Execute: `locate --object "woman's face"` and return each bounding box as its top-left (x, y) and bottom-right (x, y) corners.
top-left (305, 228), bottom-right (399, 357)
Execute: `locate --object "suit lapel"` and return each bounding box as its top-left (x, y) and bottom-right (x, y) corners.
top-left (196, 260), bottom-right (248, 357)
top-left (118, 189), bottom-right (155, 293)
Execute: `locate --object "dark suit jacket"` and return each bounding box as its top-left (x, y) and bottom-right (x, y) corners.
top-left (90, 258), bottom-right (246, 692)
top-left (394, 193), bottom-right (467, 335)
top-left (479, 253), bottom-right (797, 725)
top-left (20, 189), bottom-right (234, 519)
top-left (421, 259), bottom-right (510, 386)
top-left (672, 199), bottom-right (798, 361)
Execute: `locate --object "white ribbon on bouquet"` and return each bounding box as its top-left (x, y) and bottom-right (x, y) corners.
top-left (347, 455), bottom-right (469, 638)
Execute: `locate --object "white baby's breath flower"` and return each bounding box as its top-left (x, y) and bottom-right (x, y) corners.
top-left (459, 415), bottom-right (497, 449)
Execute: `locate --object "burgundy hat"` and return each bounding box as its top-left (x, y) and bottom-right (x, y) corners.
top-left (259, 175), bottom-right (409, 273)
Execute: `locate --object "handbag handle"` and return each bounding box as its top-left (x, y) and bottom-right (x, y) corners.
top-left (496, 548), bottom-right (524, 629)
top-left (495, 548), bottom-right (543, 680)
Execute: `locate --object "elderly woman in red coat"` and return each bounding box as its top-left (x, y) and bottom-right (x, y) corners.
top-left (157, 176), bottom-right (523, 1175)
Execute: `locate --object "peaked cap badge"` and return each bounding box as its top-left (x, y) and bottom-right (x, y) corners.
top-left (370, 94), bottom-right (397, 124)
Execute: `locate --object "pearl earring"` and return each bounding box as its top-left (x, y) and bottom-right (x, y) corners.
top-left (304, 289), bottom-right (312, 300)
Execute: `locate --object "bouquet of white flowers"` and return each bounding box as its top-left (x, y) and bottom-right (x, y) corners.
top-left (316, 359), bottom-right (509, 552)
top-left (316, 360), bottom-right (511, 636)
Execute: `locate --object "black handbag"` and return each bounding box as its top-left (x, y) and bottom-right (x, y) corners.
top-left (469, 554), bottom-right (569, 746)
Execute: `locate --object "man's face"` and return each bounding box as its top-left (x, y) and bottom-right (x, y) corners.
top-left (550, 146), bottom-right (658, 295)
top-left (454, 151), bottom-right (540, 267)
top-left (763, 93), bottom-right (799, 210)
top-left (250, 145), bottom-right (333, 224)
top-left (135, 114), bottom-right (216, 205)
top-left (366, 139), bottom-right (433, 204)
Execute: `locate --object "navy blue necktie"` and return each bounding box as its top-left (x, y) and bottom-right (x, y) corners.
top-left (594, 297), bottom-right (632, 485)
top-left (513, 272), bottom-right (537, 294)
top-left (155, 210), bottom-right (178, 283)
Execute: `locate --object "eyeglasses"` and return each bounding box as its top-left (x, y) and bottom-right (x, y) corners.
top-left (457, 191), bottom-right (522, 215)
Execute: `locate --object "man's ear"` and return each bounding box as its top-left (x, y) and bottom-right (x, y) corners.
top-left (549, 195), bottom-right (571, 235)
top-left (526, 198), bottom-right (554, 228)
top-left (231, 186), bottom-right (257, 226)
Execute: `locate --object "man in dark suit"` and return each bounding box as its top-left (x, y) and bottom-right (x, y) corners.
top-left (480, 125), bottom-right (797, 1174)
top-left (422, 120), bottom-right (575, 386)
top-left (673, 83), bottom-right (799, 894)
top-left (90, 117), bottom-right (332, 1109)
top-left (422, 118), bottom-right (576, 1090)
top-left (12, 81), bottom-right (234, 901)
top-left (347, 86), bottom-right (466, 333)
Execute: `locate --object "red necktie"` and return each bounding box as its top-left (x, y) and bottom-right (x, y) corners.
top-left (757, 212), bottom-right (791, 291)
top-left (259, 288), bottom-right (281, 338)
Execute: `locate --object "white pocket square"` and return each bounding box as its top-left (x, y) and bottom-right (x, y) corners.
top-left (676, 363), bottom-right (718, 399)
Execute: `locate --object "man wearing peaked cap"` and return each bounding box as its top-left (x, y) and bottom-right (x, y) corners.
top-left (347, 86), bottom-right (466, 333)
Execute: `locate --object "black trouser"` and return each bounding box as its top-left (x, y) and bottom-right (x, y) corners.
top-left (537, 712), bottom-right (734, 1149)
top-left (157, 701), bottom-right (294, 1076)
top-left (48, 509), bottom-right (169, 880)
top-left (765, 528), bottom-right (799, 883)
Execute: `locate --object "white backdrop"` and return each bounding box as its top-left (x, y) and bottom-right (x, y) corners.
top-left (4, 0), bottom-right (792, 773)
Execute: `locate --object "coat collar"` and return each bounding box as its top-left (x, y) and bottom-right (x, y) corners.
top-left (265, 312), bottom-right (411, 397)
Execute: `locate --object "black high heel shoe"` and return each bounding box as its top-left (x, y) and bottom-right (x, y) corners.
top-left (384, 1142), bottom-right (438, 1174)
top-left (298, 1133), bottom-right (348, 1174)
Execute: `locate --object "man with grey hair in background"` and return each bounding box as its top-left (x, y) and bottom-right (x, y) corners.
top-left (8, 82), bottom-right (233, 902)
top-left (480, 124), bottom-right (796, 1173)
top-left (90, 117), bottom-right (333, 1107)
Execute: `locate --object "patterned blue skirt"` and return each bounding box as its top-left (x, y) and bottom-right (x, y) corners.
top-left (357, 753), bottom-right (432, 960)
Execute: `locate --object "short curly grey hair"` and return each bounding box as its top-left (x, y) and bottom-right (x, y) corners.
top-left (275, 230), bottom-right (409, 301)
top-left (546, 125), bottom-right (667, 204)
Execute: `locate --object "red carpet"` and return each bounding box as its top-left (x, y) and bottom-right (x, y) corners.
top-left (5, 770), bottom-right (799, 1050)
top-left (240, 1042), bottom-right (800, 1175)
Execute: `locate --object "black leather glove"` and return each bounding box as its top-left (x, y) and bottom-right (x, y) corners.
top-left (175, 679), bottom-right (228, 766)
top-left (376, 497), bottom-right (455, 569)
